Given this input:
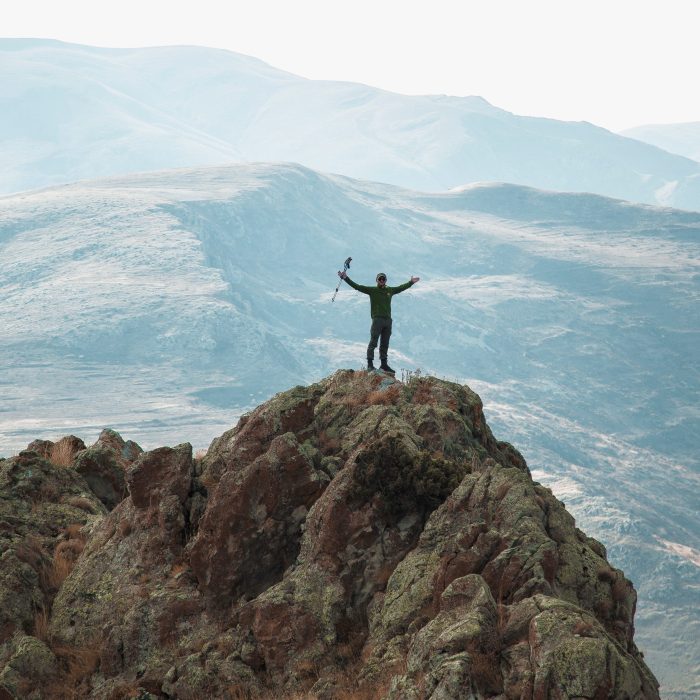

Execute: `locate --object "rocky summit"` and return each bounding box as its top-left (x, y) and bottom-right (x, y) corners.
top-left (0, 371), bottom-right (659, 699)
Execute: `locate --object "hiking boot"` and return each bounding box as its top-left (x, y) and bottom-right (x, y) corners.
top-left (380, 362), bottom-right (395, 374)
top-left (367, 359), bottom-right (375, 371)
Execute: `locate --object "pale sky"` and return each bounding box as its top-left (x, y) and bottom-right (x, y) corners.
top-left (4, 0), bottom-right (698, 132)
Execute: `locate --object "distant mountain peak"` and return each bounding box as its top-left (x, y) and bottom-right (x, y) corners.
top-left (2, 39), bottom-right (699, 209)
top-left (621, 121), bottom-right (700, 163)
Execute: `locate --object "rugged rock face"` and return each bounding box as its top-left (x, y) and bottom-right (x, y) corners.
top-left (0, 371), bottom-right (659, 698)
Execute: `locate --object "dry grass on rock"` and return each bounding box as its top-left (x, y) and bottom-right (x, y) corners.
top-left (33, 607), bottom-right (50, 642)
top-left (366, 383), bottom-right (401, 406)
top-left (65, 495), bottom-right (96, 512)
top-left (42, 523), bottom-right (87, 592)
top-left (46, 644), bottom-right (101, 699)
top-left (49, 441), bottom-right (76, 467)
top-left (573, 620), bottom-right (596, 637)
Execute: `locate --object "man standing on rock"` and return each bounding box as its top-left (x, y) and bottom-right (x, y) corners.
top-left (337, 269), bottom-right (420, 373)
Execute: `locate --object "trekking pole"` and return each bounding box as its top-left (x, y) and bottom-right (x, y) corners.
top-left (332, 256), bottom-right (352, 302)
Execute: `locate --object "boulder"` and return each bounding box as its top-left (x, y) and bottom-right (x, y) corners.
top-left (92, 428), bottom-right (142, 468)
top-left (72, 447), bottom-right (126, 510)
top-left (189, 432), bottom-right (329, 609)
top-left (70, 429), bottom-right (143, 510)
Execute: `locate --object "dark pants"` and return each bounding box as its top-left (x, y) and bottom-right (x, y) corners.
top-left (367, 316), bottom-right (392, 362)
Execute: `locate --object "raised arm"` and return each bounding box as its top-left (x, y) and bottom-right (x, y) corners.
top-left (391, 276), bottom-right (420, 294)
top-left (338, 271), bottom-right (373, 294)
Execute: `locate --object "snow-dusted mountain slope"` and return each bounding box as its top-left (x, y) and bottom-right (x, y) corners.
top-left (2, 38), bottom-right (700, 211)
top-left (0, 163), bottom-right (698, 695)
top-left (622, 121), bottom-right (700, 163)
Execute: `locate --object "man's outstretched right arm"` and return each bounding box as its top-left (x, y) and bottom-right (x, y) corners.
top-left (338, 271), bottom-right (372, 294)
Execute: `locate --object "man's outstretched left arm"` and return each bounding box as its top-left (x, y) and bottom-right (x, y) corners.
top-left (392, 276), bottom-right (420, 294)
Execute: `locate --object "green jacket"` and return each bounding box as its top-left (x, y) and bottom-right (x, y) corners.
top-left (344, 276), bottom-right (414, 318)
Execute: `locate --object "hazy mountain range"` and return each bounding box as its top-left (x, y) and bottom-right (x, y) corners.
top-left (2, 38), bottom-right (700, 210)
top-left (622, 121), bottom-right (700, 163)
top-left (0, 163), bottom-right (698, 696)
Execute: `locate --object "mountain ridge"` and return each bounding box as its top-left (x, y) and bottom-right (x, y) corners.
top-left (621, 121), bottom-right (700, 163)
top-left (2, 39), bottom-right (699, 209)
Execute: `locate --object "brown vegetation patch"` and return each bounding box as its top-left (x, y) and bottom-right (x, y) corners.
top-left (33, 607), bottom-right (50, 642)
top-left (55, 539), bottom-right (85, 560)
top-left (407, 378), bottom-right (437, 405)
top-left (39, 523), bottom-right (88, 592)
top-left (293, 657), bottom-right (322, 687)
top-left (105, 682), bottom-right (141, 700)
top-left (64, 523), bottom-right (85, 540)
top-left (495, 481), bottom-right (512, 500)
top-left (496, 603), bottom-right (509, 637)
top-left (16, 534), bottom-right (47, 570)
top-left (65, 496), bottom-right (96, 512)
top-left (170, 561), bottom-right (189, 578)
top-left (334, 683), bottom-right (393, 700)
top-left (38, 481), bottom-right (60, 502)
top-left (573, 620), bottom-right (596, 637)
top-left (47, 644), bottom-right (101, 699)
top-left (366, 384), bottom-right (401, 406)
top-left (611, 576), bottom-right (629, 603)
top-left (49, 441), bottom-right (76, 467)
top-left (470, 650), bottom-right (503, 695)
top-left (199, 469), bottom-right (218, 492)
top-left (224, 687), bottom-right (256, 700)
top-left (342, 372), bottom-right (388, 408)
top-left (118, 519), bottom-right (132, 537)
top-left (322, 657), bottom-right (406, 700)
top-left (43, 552), bottom-right (75, 592)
